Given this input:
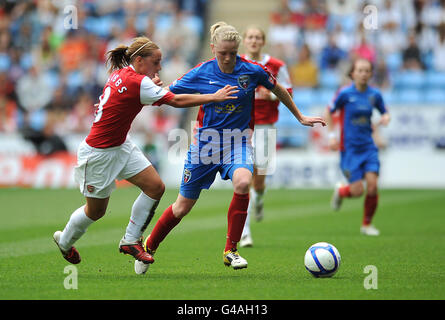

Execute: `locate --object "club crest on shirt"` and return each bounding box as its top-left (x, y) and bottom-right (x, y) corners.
top-left (183, 168), bottom-right (192, 183)
top-left (237, 74), bottom-right (250, 90)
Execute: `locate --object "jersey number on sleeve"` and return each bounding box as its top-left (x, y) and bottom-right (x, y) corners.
top-left (94, 86), bottom-right (111, 123)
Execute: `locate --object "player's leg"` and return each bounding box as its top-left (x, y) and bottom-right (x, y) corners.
top-left (250, 124), bottom-right (272, 222)
top-left (360, 149), bottom-right (380, 235)
top-left (114, 143), bottom-right (161, 263)
top-left (135, 194), bottom-right (197, 274)
top-left (251, 168), bottom-right (266, 221)
top-left (360, 171), bottom-right (380, 236)
top-left (240, 167), bottom-right (256, 248)
top-left (331, 151), bottom-right (365, 210)
top-left (54, 196), bottom-right (108, 264)
top-left (123, 165), bottom-right (165, 243)
top-left (143, 162), bottom-right (213, 254)
top-left (223, 167), bottom-right (251, 269)
top-left (146, 194), bottom-right (197, 252)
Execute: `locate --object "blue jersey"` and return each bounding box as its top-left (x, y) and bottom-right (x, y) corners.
top-left (170, 56), bottom-right (276, 199)
top-left (169, 55), bottom-right (276, 135)
top-left (329, 84), bottom-right (387, 151)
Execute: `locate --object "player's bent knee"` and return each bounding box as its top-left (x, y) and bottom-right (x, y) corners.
top-left (350, 183), bottom-right (364, 197)
top-left (143, 181), bottom-right (165, 200)
top-left (234, 180), bottom-right (250, 194)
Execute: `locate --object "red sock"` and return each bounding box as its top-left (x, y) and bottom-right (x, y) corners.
top-left (363, 194), bottom-right (378, 226)
top-left (146, 205), bottom-right (181, 251)
top-left (339, 185), bottom-right (351, 198)
top-left (225, 192), bottom-right (249, 252)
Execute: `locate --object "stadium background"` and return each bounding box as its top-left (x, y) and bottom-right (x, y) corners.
top-left (0, 0), bottom-right (444, 190)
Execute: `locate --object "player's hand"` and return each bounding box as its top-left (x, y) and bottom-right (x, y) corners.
top-left (213, 85), bottom-right (239, 102)
top-left (299, 116), bottom-right (327, 127)
top-left (152, 73), bottom-right (163, 87)
top-left (378, 113), bottom-right (391, 127)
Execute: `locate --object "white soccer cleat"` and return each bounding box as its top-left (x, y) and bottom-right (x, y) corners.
top-left (331, 182), bottom-right (343, 211)
top-left (134, 259), bottom-right (150, 275)
top-left (239, 234), bottom-right (253, 248)
top-left (360, 225), bottom-right (380, 236)
top-left (223, 249), bottom-right (248, 269)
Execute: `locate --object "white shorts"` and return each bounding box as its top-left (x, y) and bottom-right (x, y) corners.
top-left (74, 138), bottom-right (151, 199)
top-left (253, 124), bottom-right (277, 175)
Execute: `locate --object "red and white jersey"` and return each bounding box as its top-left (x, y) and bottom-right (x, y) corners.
top-left (86, 65), bottom-right (174, 148)
top-left (241, 54), bottom-right (292, 125)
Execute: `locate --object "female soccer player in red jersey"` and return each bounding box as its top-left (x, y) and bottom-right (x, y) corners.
top-left (134, 22), bottom-right (326, 274)
top-left (239, 25), bottom-right (293, 248)
top-left (53, 36), bottom-right (239, 266)
top-left (326, 58), bottom-right (391, 236)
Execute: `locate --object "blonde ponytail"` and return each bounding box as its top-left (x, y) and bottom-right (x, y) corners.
top-left (210, 21), bottom-right (241, 46)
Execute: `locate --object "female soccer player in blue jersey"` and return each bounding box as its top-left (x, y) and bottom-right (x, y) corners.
top-left (134, 21), bottom-right (326, 274)
top-left (326, 58), bottom-right (391, 236)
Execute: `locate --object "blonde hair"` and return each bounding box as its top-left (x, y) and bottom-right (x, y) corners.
top-left (243, 25), bottom-right (266, 42)
top-left (105, 37), bottom-right (159, 73)
top-left (210, 21), bottom-right (242, 46)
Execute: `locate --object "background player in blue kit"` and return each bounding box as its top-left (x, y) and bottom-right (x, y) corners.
top-left (326, 58), bottom-right (391, 236)
top-left (134, 21), bottom-right (326, 274)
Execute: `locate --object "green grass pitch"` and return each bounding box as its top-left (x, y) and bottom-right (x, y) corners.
top-left (0, 187), bottom-right (444, 300)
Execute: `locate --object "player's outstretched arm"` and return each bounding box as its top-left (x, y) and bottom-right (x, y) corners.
top-left (324, 107), bottom-right (339, 151)
top-left (167, 85), bottom-right (239, 108)
top-left (271, 83), bottom-right (326, 127)
top-left (378, 112), bottom-right (391, 126)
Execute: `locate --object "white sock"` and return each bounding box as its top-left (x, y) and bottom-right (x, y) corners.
top-left (242, 200), bottom-right (252, 237)
top-left (124, 192), bottom-right (159, 243)
top-left (253, 188), bottom-right (264, 206)
top-left (59, 205), bottom-right (94, 251)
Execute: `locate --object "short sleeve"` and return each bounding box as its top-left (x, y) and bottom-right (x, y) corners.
top-left (140, 76), bottom-right (173, 105)
top-left (276, 64), bottom-right (292, 90)
top-left (374, 92), bottom-right (387, 114)
top-left (257, 65), bottom-right (277, 90)
top-left (328, 90), bottom-right (345, 113)
top-left (169, 67), bottom-right (199, 94)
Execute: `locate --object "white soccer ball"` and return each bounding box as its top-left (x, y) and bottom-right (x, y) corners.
top-left (304, 242), bottom-right (341, 278)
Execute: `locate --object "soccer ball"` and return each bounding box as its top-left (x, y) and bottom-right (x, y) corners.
top-left (304, 242), bottom-right (341, 278)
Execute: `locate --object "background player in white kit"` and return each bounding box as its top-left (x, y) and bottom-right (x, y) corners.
top-left (53, 37), bottom-right (239, 266)
top-left (239, 26), bottom-right (293, 247)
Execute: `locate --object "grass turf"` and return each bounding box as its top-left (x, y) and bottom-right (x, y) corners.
top-left (0, 187), bottom-right (444, 300)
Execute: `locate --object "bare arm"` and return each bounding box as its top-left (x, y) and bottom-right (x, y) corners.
top-left (167, 85), bottom-right (239, 108)
top-left (378, 112), bottom-right (391, 126)
top-left (324, 107), bottom-right (339, 151)
top-left (271, 83), bottom-right (326, 127)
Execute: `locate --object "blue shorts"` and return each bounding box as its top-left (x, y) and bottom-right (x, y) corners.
top-left (340, 146), bottom-right (380, 183)
top-left (179, 144), bottom-right (254, 199)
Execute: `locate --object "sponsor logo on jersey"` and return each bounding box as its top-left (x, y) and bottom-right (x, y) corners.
top-left (237, 75), bottom-right (250, 89)
top-left (215, 103), bottom-right (243, 114)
